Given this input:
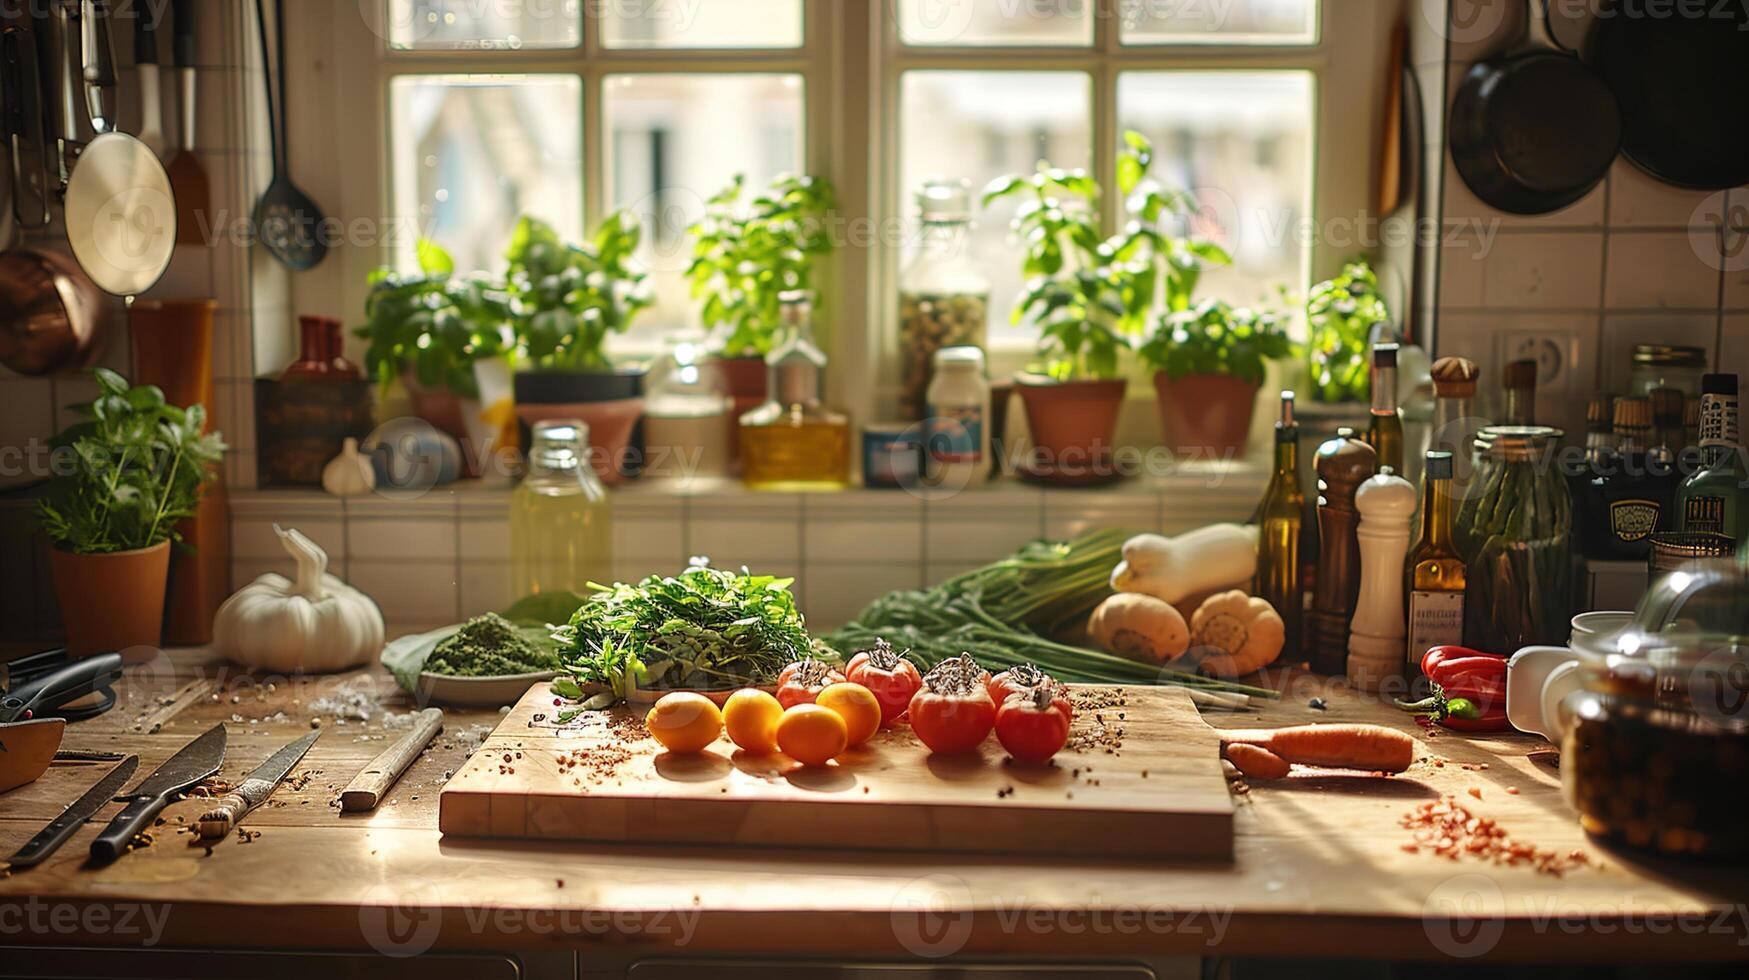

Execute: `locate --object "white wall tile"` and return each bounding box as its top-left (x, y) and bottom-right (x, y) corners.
top-left (610, 516), bottom-right (687, 562)
top-left (688, 516), bottom-right (801, 566)
top-left (1725, 190), bottom-right (1749, 310)
top-left (459, 518), bottom-right (512, 562)
top-left (803, 563), bottom-right (922, 632)
top-left (1609, 161), bottom-right (1718, 229)
top-left (1043, 498), bottom-right (1158, 542)
top-left (345, 517), bottom-right (459, 561)
top-left (1480, 233), bottom-right (1604, 309)
top-left (232, 518), bottom-right (345, 562)
top-left (922, 492), bottom-right (1043, 564)
top-left (347, 560), bottom-right (459, 631)
top-left (1605, 233), bottom-right (1723, 311)
top-left (804, 516), bottom-right (922, 564)
top-left (459, 562), bottom-right (513, 618)
top-left (1600, 315), bottom-right (1721, 392)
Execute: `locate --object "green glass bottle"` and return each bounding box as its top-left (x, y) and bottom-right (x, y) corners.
top-left (1253, 391), bottom-right (1305, 658)
top-left (1366, 343), bottom-right (1404, 475)
top-left (1678, 373), bottom-right (1747, 542)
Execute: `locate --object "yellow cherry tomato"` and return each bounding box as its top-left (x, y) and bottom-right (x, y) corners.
top-left (722, 688), bottom-right (783, 754)
top-left (645, 692), bottom-right (723, 754)
top-left (814, 682), bottom-right (881, 747)
top-left (775, 703), bottom-right (848, 766)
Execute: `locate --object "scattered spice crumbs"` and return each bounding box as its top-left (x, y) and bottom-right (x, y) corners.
top-left (1400, 795), bottom-right (1590, 875)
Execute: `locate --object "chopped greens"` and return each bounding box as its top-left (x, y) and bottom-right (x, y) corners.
top-left (425, 612), bottom-right (559, 677)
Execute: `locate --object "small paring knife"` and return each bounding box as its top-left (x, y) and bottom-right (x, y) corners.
top-left (3, 756), bottom-right (137, 871)
top-left (195, 729), bottom-right (320, 839)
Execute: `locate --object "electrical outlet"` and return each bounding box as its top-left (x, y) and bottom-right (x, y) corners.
top-left (1496, 330), bottom-right (1580, 397)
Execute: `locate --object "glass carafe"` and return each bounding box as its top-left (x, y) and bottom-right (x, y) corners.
top-left (511, 420), bottom-right (612, 599)
top-left (899, 178), bottom-right (989, 421)
top-left (643, 333), bottom-right (733, 485)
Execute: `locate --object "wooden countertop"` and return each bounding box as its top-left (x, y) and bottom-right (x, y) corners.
top-left (1, 649), bottom-right (1745, 964)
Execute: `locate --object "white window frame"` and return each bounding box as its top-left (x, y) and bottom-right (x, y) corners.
top-left (331, 0), bottom-right (1392, 427)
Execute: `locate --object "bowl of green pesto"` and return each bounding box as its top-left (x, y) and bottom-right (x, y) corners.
top-left (384, 607), bottom-right (570, 707)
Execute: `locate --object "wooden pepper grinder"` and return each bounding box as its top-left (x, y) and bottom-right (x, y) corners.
top-left (1347, 468), bottom-right (1417, 692)
top-left (1308, 429), bottom-right (1377, 674)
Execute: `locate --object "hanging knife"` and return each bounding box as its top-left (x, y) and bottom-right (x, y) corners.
top-left (89, 723), bottom-right (226, 864)
top-left (3, 756), bottom-right (138, 871)
top-left (194, 729), bottom-right (319, 839)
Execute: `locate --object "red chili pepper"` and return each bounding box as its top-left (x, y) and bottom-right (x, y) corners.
top-left (1400, 646), bottom-right (1510, 732)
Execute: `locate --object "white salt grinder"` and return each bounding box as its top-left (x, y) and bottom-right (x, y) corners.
top-left (1348, 467), bottom-right (1417, 693)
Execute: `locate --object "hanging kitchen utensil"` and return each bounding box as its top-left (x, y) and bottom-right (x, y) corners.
top-left (166, 0), bottom-right (207, 245)
top-left (131, 0), bottom-right (167, 157)
top-left (252, 0), bottom-right (327, 270)
top-left (1448, 0), bottom-right (1621, 216)
top-left (4, 756), bottom-right (137, 871)
top-left (1593, 2), bottom-right (1749, 191)
top-left (3, 23), bottom-right (51, 229)
top-left (89, 722), bottom-right (226, 864)
top-left (62, 0), bottom-right (176, 297)
top-left (1375, 15), bottom-right (1405, 217)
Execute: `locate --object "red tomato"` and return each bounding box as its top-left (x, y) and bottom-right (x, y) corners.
top-left (775, 660), bottom-right (846, 709)
top-left (987, 664), bottom-right (1055, 706)
top-left (844, 639), bottom-right (923, 726)
top-left (908, 654), bottom-right (997, 754)
top-left (995, 687), bottom-right (1072, 764)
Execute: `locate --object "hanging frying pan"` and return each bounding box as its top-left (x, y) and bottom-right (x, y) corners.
top-left (1593, 1), bottom-right (1749, 190)
top-left (62, 0), bottom-right (176, 297)
top-left (1448, 0), bottom-right (1621, 215)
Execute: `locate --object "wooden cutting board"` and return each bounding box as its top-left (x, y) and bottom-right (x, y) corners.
top-left (439, 683), bottom-right (1235, 860)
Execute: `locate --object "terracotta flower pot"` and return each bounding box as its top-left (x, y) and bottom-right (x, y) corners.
top-left (1153, 372), bottom-right (1261, 461)
top-left (1014, 375), bottom-right (1128, 486)
top-left (514, 369), bottom-right (647, 485)
top-left (402, 373), bottom-right (484, 478)
top-left (48, 542), bottom-right (171, 658)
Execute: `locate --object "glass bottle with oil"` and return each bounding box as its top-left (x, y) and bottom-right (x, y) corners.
top-left (1406, 451), bottom-right (1465, 681)
top-left (740, 291), bottom-right (852, 491)
top-left (1253, 391), bottom-right (1306, 659)
top-left (1366, 343), bottom-right (1404, 475)
top-left (511, 420), bottom-right (612, 598)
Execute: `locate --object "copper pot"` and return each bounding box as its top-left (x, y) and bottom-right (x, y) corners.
top-left (0, 246), bottom-right (104, 375)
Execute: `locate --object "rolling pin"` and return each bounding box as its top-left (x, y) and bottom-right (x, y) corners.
top-left (339, 708), bottom-right (442, 812)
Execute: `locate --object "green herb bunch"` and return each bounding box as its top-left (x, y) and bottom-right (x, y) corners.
top-left (356, 239), bottom-right (515, 400)
top-left (39, 369), bottom-right (226, 555)
top-left (508, 212), bottom-right (654, 372)
top-left (553, 560), bottom-right (820, 704)
top-left (1305, 259), bottom-right (1391, 403)
top-left (1138, 298), bottom-right (1294, 384)
top-left (982, 131), bottom-right (1231, 381)
top-left (687, 174), bottom-right (837, 358)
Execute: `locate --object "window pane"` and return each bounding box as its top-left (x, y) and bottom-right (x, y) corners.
top-left (602, 0), bottom-right (803, 48)
top-left (1117, 72), bottom-right (1314, 315)
top-left (606, 74), bottom-right (805, 337)
top-left (383, 0), bottom-right (579, 50)
top-left (1122, 0), bottom-right (1317, 44)
top-left (390, 76), bottom-right (583, 275)
top-left (898, 0), bottom-right (1092, 45)
top-left (900, 71), bottom-right (1092, 348)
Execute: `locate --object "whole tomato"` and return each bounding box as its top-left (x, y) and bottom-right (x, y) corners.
top-left (908, 654), bottom-right (997, 754)
top-left (775, 660), bottom-right (846, 709)
top-left (995, 686), bottom-right (1072, 764)
top-left (987, 663), bottom-right (1055, 706)
top-left (844, 639), bottom-right (923, 725)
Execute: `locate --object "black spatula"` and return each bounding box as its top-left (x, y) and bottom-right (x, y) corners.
top-left (251, 0), bottom-right (327, 270)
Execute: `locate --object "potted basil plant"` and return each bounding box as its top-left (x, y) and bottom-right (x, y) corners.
top-left (1140, 299), bottom-right (1294, 459)
top-left (39, 369), bottom-right (226, 657)
top-left (510, 212), bottom-right (655, 484)
top-left (1305, 258), bottom-right (1391, 405)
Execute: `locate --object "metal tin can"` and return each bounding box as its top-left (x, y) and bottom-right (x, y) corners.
top-left (862, 423), bottom-right (923, 490)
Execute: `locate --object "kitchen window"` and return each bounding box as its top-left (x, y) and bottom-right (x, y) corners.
top-left (340, 0), bottom-right (1388, 414)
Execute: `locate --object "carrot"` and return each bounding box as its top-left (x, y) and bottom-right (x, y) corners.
top-left (1221, 723), bottom-right (1414, 773)
top-left (1224, 743), bottom-right (1291, 780)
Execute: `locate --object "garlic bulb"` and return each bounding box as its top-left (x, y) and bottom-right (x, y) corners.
top-left (212, 526), bottom-right (384, 673)
top-left (321, 438), bottom-right (375, 498)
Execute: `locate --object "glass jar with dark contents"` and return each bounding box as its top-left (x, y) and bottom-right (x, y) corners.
top-left (1559, 561), bottom-right (1749, 859)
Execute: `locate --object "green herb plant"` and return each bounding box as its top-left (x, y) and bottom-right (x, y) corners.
top-left (509, 212), bottom-right (654, 372)
top-left (356, 239), bottom-right (515, 400)
top-left (982, 131), bottom-right (1231, 381)
top-left (1305, 259), bottom-right (1391, 403)
top-left (552, 559), bottom-right (822, 708)
top-left (1138, 298), bottom-right (1294, 384)
top-left (687, 174), bottom-right (837, 358)
top-left (39, 369), bottom-right (226, 555)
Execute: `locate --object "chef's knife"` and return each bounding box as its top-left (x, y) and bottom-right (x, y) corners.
top-left (195, 729), bottom-right (319, 838)
top-left (89, 723), bottom-right (226, 864)
top-left (3, 756), bottom-right (137, 871)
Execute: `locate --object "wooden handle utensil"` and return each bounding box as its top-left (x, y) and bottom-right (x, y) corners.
top-left (196, 777), bottom-right (276, 838)
top-left (340, 708), bottom-right (442, 813)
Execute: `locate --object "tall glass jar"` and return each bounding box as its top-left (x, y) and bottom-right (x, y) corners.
top-left (1462, 426), bottom-right (1573, 652)
top-left (511, 420), bottom-right (612, 599)
top-left (900, 179), bottom-right (989, 422)
top-left (1629, 344), bottom-right (1707, 399)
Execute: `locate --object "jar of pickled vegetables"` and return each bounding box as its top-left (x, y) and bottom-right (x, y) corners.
top-left (1461, 426), bottom-right (1573, 651)
top-left (900, 179), bottom-right (989, 422)
top-left (1559, 560), bottom-right (1749, 859)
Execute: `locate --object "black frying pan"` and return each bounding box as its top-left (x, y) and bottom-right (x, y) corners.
top-left (1448, 0), bottom-right (1622, 215)
top-left (1594, 0), bottom-right (1749, 191)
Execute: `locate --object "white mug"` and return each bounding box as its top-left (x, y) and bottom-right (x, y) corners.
top-left (1506, 612), bottom-right (1633, 741)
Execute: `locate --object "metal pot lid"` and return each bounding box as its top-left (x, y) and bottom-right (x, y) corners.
top-left (63, 132), bottom-right (177, 297)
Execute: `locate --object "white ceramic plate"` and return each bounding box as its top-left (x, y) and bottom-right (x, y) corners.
top-left (415, 670), bottom-right (559, 708)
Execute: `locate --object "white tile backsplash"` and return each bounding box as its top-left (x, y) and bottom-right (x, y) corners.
top-left (1480, 233), bottom-right (1606, 310)
top-left (1604, 233), bottom-right (1723, 311)
top-left (804, 563), bottom-right (922, 632)
top-left (1600, 315), bottom-right (1723, 392)
top-left (346, 517), bottom-right (460, 562)
top-left (1608, 161), bottom-right (1719, 230)
top-left (347, 560), bottom-right (459, 630)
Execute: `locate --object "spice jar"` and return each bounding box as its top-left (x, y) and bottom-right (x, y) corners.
top-left (1462, 426), bottom-right (1573, 652)
top-left (900, 179), bottom-right (989, 422)
top-left (1559, 561), bottom-right (1749, 859)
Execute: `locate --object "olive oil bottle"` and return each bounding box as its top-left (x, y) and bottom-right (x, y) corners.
top-left (1677, 373), bottom-right (1747, 541)
top-left (1406, 451), bottom-right (1465, 679)
top-left (740, 292), bottom-right (852, 491)
top-left (1366, 343), bottom-right (1404, 475)
top-left (1254, 392), bottom-right (1305, 658)
top-left (510, 421), bottom-right (612, 599)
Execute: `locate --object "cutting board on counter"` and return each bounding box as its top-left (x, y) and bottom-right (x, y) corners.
top-left (439, 683), bottom-right (1235, 860)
